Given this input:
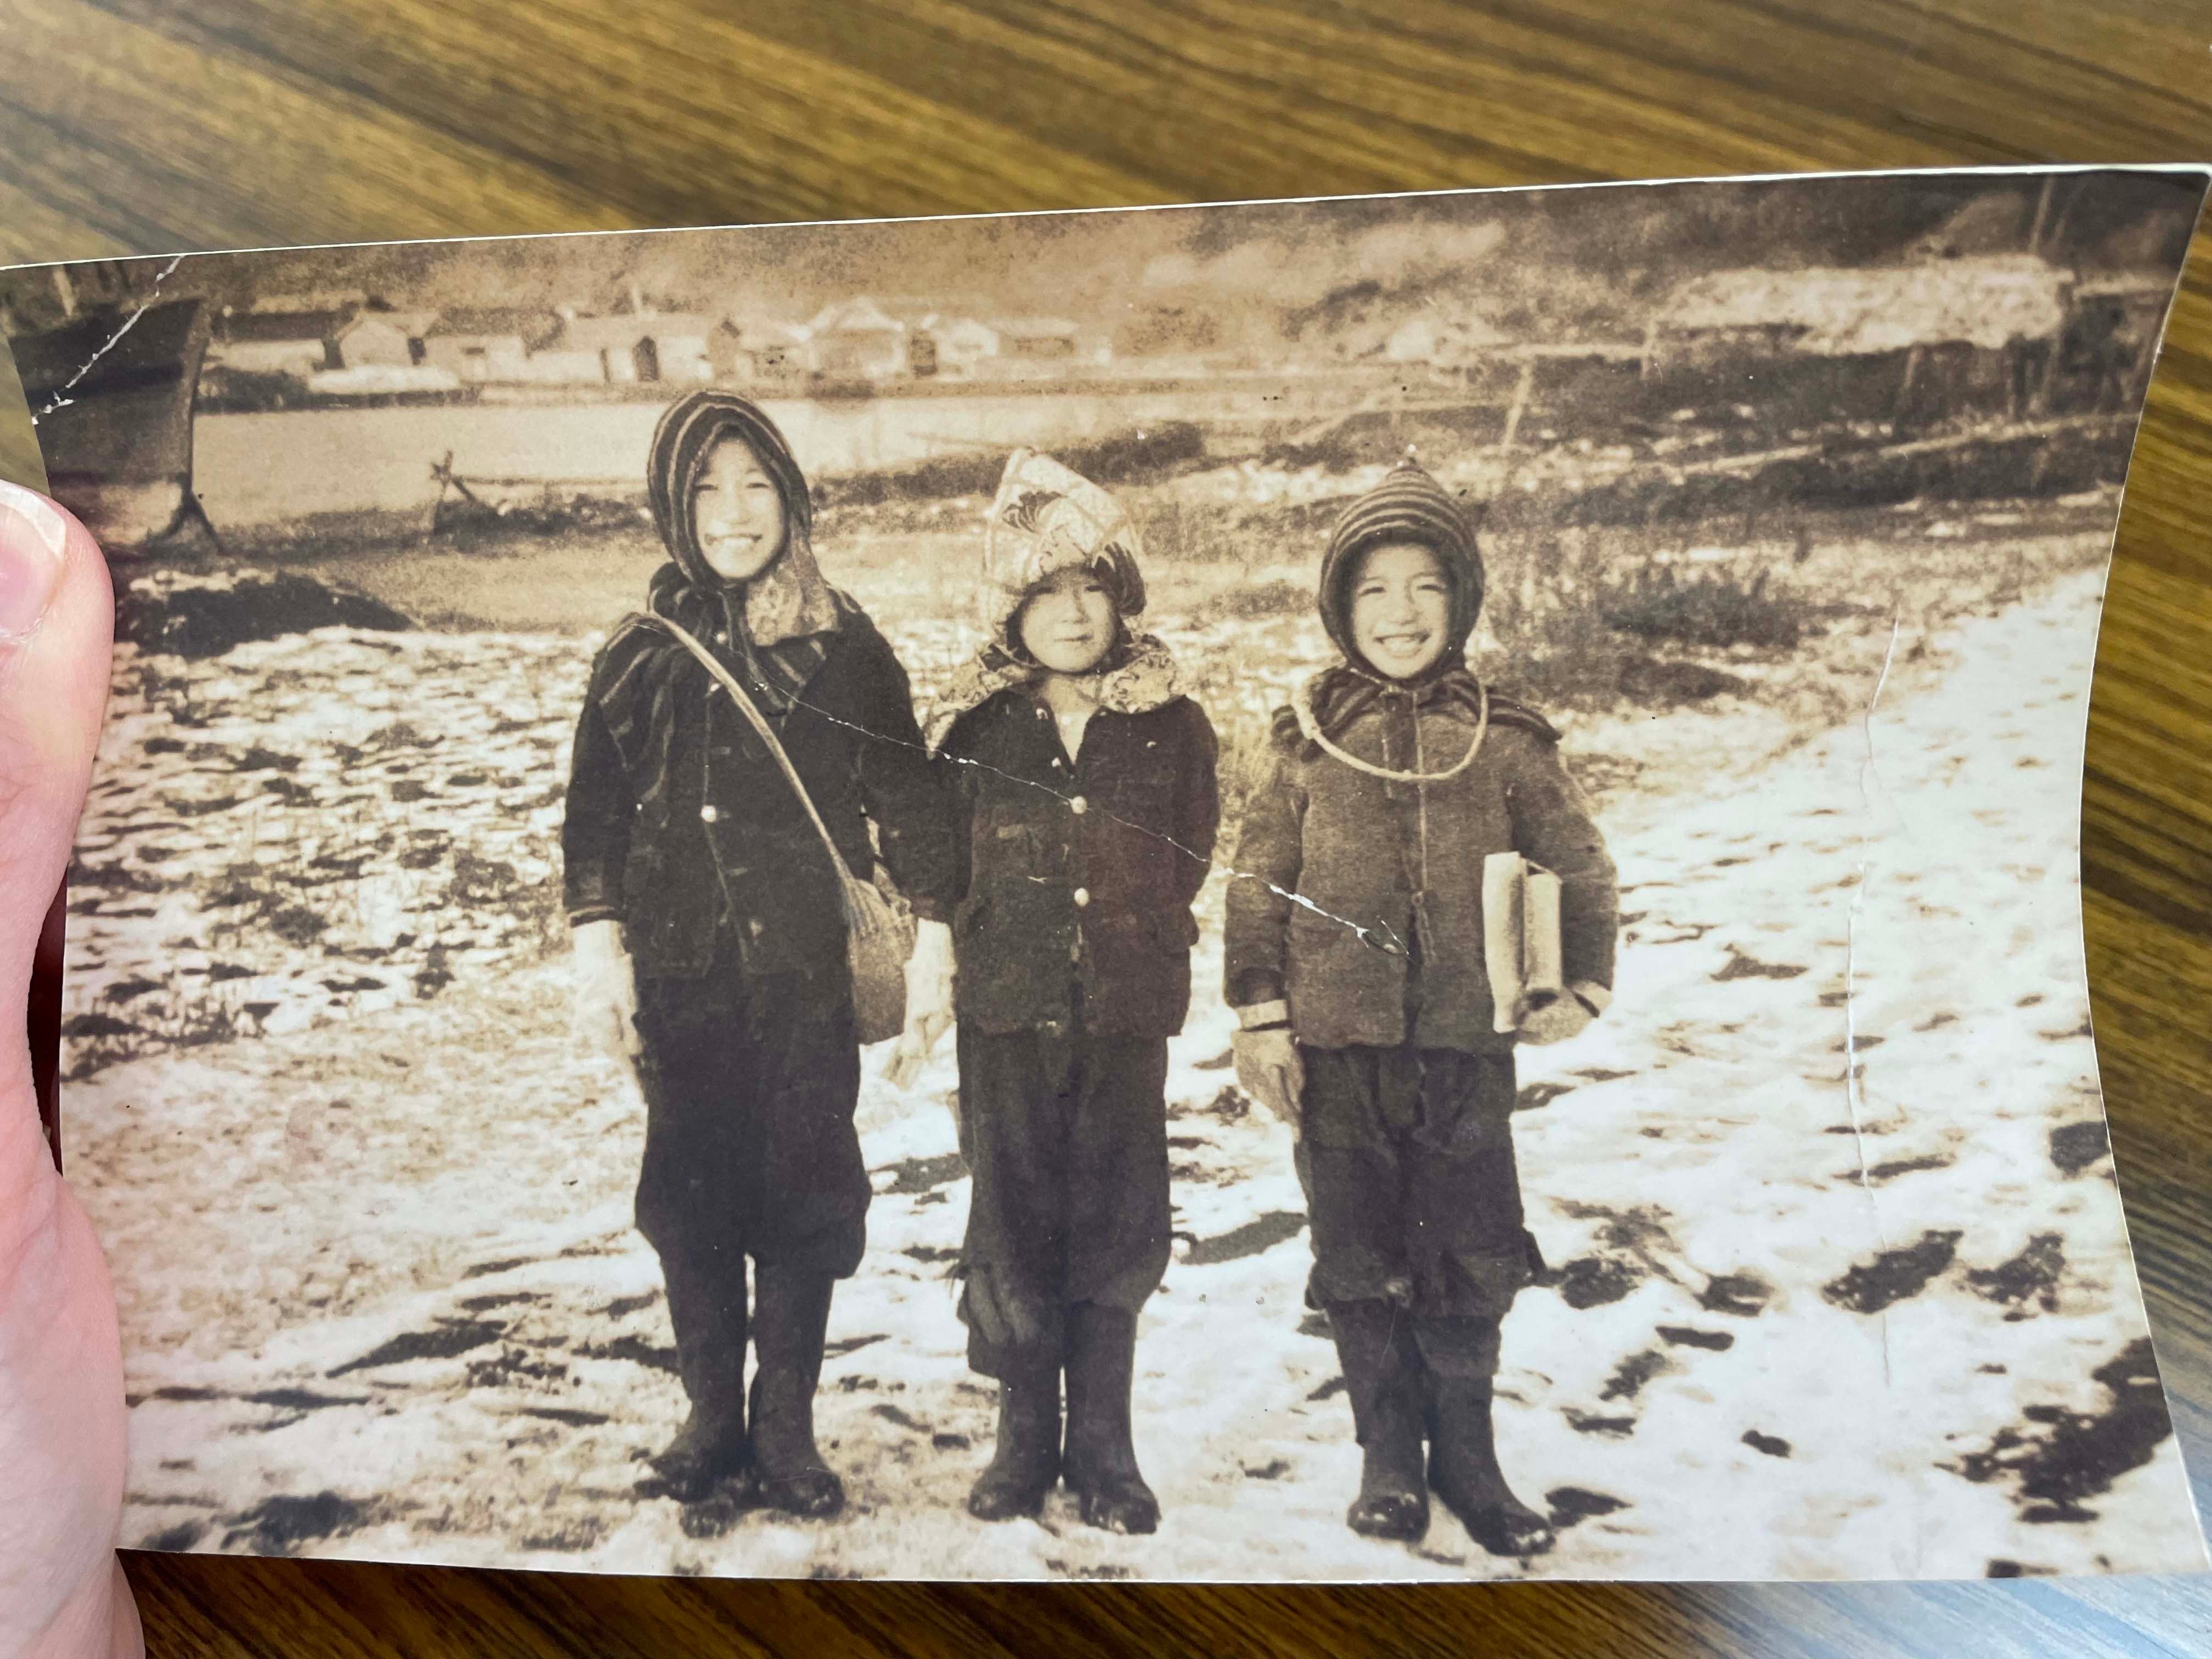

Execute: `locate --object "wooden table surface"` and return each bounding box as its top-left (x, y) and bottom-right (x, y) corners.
top-left (8, 2), bottom-right (2212, 1653)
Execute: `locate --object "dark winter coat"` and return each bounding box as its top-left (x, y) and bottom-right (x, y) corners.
top-left (563, 606), bottom-right (959, 982)
top-left (939, 688), bottom-right (1219, 1038)
top-left (1223, 458), bottom-right (1615, 1052)
top-left (1224, 692), bottom-right (1617, 1052)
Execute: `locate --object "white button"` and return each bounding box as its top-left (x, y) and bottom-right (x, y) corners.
top-left (1035, 706), bottom-right (1049, 719)
top-left (1070, 795), bottom-right (1087, 815)
top-left (700, 804), bottom-right (719, 823)
top-left (1073, 887), bottom-right (1090, 907)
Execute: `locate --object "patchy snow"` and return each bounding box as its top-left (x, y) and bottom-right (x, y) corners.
top-left (66, 566), bottom-right (2204, 1582)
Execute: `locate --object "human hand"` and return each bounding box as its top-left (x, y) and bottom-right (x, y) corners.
top-left (885, 919), bottom-right (955, 1090)
top-left (1233, 1025), bottom-right (1305, 1130)
top-left (570, 917), bottom-right (641, 1060)
top-left (1, 482), bottom-right (143, 1657)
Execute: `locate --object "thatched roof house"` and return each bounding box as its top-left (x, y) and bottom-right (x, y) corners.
top-left (1654, 255), bottom-right (2069, 360)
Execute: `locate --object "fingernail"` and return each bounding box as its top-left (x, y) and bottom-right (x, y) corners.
top-left (0, 479), bottom-right (71, 642)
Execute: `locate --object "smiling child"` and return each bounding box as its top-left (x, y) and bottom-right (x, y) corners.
top-left (1223, 457), bottom-right (1619, 1557)
top-left (905, 450), bottom-right (1219, 1534)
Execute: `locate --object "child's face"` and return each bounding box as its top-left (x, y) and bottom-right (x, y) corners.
top-left (1349, 540), bottom-right (1453, 680)
top-left (692, 436), bottom-right (787, 582)
top-left (1017, 565), bottom-right (1118, 675)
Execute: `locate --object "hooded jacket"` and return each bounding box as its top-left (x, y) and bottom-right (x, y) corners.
top-left (1223, 462), bottom-right (1617, 1052)
top-left (563, 391), bottom-right (958, 984)
top-left (932, 449), bottom-right (1220, 1037)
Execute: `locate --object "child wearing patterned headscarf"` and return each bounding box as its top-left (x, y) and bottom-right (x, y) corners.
top-left (901, 450), bottom-right (1219, 1534)
top-left (563, 391), bottom-right (959, 1518)
top-left (1223, 458), bottom-right (1618, 1558)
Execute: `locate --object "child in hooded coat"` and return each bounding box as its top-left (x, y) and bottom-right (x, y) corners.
top-left (563, 391), bottom-right (959, 1516)
top-left (903, 450), bottom-right (1219, 1533)
top-left (1223, 458), bottom-right (1618, 1557)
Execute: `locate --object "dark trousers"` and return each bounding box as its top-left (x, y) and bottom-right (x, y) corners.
top-left (955, 1021), bottom-right (1172, 1376)
top-left (1295, 1045), bottom-right (1542, 1325)
top-left (634, 959), bottom-right (867, 1414)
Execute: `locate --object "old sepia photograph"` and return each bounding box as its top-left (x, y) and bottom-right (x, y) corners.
top-left (9, 165), bottom-right (2209, 1582)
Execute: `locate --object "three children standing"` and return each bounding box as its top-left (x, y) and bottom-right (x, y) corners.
top-left (565, 392), bottom-right (1615, 1556)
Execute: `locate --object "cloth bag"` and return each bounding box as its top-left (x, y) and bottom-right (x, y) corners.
top-left (638, 614), bottom-right (915, 1045)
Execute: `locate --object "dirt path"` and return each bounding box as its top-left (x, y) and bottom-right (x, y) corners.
top-left (71, 569), bottom-right (2202, 1581)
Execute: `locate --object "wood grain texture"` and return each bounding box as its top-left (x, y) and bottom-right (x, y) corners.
top-left (6, 0), bottom-right (2211, 1651)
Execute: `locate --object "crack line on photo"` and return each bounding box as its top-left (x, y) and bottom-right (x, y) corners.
top-left (732, 673), bottom-right (1409, 957)
top-left (1844, 606), bottom-right (1903, 1385)
top-left (33, 255), bottom-right (189, 422)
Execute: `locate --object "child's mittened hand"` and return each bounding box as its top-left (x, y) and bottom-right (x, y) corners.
top-left (903, 919), bottom-right (955, 1044)
top-left (1233, 1028), bottom-right (1305, 1128)
top-left (570, 919), bottom-right (641, 1060)
top-left (885, 921), bottom-right (956, 1090)
top-left (1516, 992), bottom-right (1594, 1047)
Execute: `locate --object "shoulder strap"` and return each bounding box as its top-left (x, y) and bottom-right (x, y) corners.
top-left (634, 612), bottom-right (851, 879)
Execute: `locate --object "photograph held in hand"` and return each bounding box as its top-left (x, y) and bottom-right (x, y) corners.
top-left (14, 163), bottom-right (2210, 1582)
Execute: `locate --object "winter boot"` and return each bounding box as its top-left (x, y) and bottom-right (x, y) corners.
top-left (647, 1259), bottom-right (752, 1502)
top-left (1419, 1322), bottom-right (1553, 1558)
top-left (967, 1353), bottom-right (1063, 1522)
top-left (748, 1263), bottom-right (846, 1519)
top-left (1325, 1299), bottom-right (1429, 1543)
top-left (1062, 1303), bottom-right (1159, 1534)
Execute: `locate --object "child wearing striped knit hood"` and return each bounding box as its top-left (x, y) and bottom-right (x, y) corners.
top-left (1222, 456), bottom-right (1618, 1558)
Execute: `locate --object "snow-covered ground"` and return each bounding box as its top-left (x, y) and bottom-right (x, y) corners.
top-left (65, 565), bottom-right (2205, 1582)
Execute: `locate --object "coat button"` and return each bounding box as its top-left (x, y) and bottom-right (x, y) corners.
top-left (1073, 887), bottom-right (1090, 907)
top-left (1070, 795), bottom-right (1087, 815)
top-left (699, 804), bottom-right (719, 823)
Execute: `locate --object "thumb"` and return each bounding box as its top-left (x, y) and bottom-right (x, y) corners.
top-left (1, 482), bottom-right (111, 1216)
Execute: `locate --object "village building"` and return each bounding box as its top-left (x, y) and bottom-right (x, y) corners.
top-left (554, 313), bottom-right (717, 384)
top-left (992, 316), bottom-right (1081, 361)
top-left (420, 308), bottom-right (562, 383)
top-left (247, 289), bottom-right (371, 317)
top-left (515, 347), bottom-right (608, 385)
top-left (805, 296), bottom-right (907, 379)
top-left (1649, 255), bottom-right (2075, 424)
top-left (329, 309), bottom-right (439, 370)
top-left (711, 317), bottom-right (814, 383)
top-left (919, 316), bottom-right (1001, 377)
top-left (211, 309), bottom-right (345, 376)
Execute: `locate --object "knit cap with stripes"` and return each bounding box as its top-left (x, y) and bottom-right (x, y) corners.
top-left (1316, 457), bottom-right (1486, 666)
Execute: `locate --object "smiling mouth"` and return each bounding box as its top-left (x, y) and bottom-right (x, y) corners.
top-left (1370, 633), bottom-right (1431, 653)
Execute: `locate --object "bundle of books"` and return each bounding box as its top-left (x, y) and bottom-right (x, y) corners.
top-left (1483, 851), bottom-right (1564, 1035)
